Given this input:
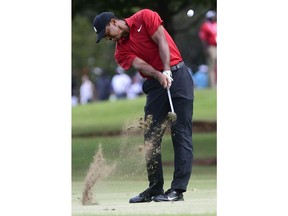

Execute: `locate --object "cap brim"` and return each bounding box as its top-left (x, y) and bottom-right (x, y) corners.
top-left (96, 29), bottom-right (105, 43)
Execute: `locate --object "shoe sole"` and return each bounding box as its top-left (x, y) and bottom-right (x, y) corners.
top-left (129, 198), bottom-right (152, 203)
top-left (152, 197), bottom-right (184, 202)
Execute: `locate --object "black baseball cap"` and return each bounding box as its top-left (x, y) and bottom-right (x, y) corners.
top-left (93, 12), bottom-right (117, 43)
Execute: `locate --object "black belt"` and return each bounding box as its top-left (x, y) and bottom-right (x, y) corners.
top-left (171, 61), bottom-right (185, 72)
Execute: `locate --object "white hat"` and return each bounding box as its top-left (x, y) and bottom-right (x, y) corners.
top-left (206, 10), bottom-right (216, 19)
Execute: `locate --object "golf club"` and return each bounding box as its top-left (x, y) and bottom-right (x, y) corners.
top-left (167, 88), bottom-right (177, 122)
top-left (167, 88), bottom-right (174, 113)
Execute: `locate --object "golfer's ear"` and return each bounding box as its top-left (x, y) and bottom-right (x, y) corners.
top-left (111, 18), bottom-right (117, 25)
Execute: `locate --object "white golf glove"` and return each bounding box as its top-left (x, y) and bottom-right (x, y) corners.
top-left (163, 70), bottom-right (173, 87)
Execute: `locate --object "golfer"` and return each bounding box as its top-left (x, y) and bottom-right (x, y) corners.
top-left (93, 9), bottom-right (194, 203)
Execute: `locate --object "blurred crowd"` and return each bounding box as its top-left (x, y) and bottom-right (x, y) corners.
top-left (72, 63), bottom-right (211, 107)
top-left (72, 66), bottom-right (145, 107)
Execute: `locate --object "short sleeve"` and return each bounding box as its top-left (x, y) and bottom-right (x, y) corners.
top-left (115, 48), bottom-right (136, 70)
top-left (141, 9), bottom-right (164, 37)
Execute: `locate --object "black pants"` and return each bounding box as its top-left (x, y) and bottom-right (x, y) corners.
top-left (142, 63), bottom-right (194, 193)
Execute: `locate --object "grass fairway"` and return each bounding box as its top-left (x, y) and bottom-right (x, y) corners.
top-left (72, 133), bottom-right (216, 215)
top-left (72, 88), bottom-right (217, 215)
top-left (72, 88), bottom-right (216, 136)
top-left (72, 166), bottom-right (216, 216)
top-left (72, 133), bottom-right (216, 179)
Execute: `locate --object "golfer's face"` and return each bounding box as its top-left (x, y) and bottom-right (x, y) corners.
top-left (105, 20), bottom-right (122, 42)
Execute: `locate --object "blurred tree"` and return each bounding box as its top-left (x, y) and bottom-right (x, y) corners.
top-left (72, 0), bottom-right (216, 37)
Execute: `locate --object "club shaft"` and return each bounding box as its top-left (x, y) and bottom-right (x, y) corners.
top-left (167, 88), bottom-right (175, 113)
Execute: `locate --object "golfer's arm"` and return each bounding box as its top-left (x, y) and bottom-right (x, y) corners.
top-left (151, 25), bottom-right (170, 71)
top-left (132, 57), bottom-right (160, 79)
top-left (132, 57), bottom-right (169, 88)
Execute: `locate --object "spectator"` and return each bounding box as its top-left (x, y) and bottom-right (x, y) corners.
top-left (111, 66), bottom-right (132, 99)
top-left (79, 75), bottom-right (94, 104)
top-left (199, 10), bottom-right (217, 88)
top-left (127, 73), bottom-right (144, 99)
top-left (94, 68), bottom-right (111, 101)
top-left (71, 93), bottom-right (78, 107)
top-left (193, 65), bottom-right (209, 89)
top-left (71, 75), bottom-right (78, 107)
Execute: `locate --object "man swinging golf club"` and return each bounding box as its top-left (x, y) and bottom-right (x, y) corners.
top-left (92, 9), bottom-right (194, 203)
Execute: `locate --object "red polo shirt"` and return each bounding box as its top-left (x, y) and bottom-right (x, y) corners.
top-left (114, 9), bottom-right (182, 78)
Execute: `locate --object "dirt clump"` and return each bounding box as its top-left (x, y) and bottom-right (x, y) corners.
top-left (167, 111), bottom-right (177, 122)
top-left (82, 144), bottom-right (116, 205)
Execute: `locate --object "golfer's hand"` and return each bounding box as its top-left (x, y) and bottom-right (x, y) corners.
top-left (155, 72), bottom-right (170, 89)
top-left (163, 70), bottom-right (173, 88)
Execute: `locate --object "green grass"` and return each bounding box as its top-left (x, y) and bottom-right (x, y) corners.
top-left (72, 97), bottom-right (144, 136)
top-left (71, 88), bottom-right (217, 215)
top-left (193, 89), bottom-right (217, 120)
top-left (72, 88), bottom-right (216, 136)
top-left (72, 166), bottom-right (216, 216)
top-left (72, 133), bottom-right (216, 180)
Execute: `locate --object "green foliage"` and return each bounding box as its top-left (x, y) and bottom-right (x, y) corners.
top-left (72, 16), bottom-right (94, 70)
top-left (72, 0), bottom-right (216, 21)
top-left (72, 15), bottom-right (117, 76)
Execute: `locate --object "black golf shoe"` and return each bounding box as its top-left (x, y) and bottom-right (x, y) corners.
top-left (129, 188), bottom-right (164, 203)
top-left (152, 189), bottom-right (184, 202)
